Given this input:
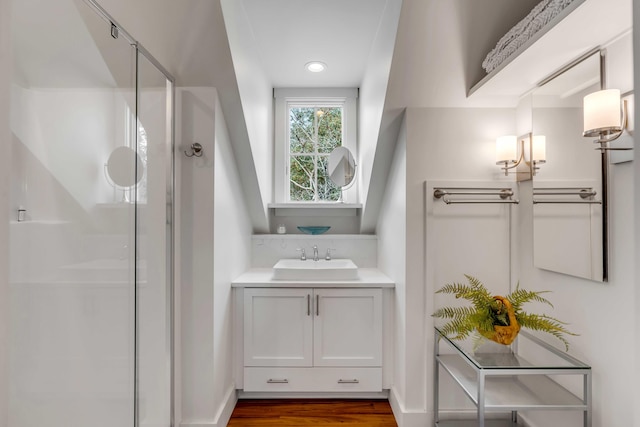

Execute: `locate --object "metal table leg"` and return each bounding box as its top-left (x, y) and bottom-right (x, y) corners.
top-left (434, 329), bottom-right (440, 426)
top-left (478, 371), bottom-right (485, 427)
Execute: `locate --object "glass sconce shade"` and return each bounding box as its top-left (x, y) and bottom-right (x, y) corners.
top-left (496, 135), bottom-right (517, 163)
top-left (583, 89), bottom-right (621, 136)
top-left (532, 135), bottom-right (546, 162)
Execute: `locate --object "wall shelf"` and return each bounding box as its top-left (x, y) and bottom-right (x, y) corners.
top-left (468, 0), bottom-right (631, 98)
top-left (252, 234), bottom-right (376, 240)
top-left (268, 203), bottom-right (362, 217)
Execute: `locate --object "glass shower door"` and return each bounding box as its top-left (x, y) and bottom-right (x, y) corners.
top-left (10, 1), bottom-right (173, 426)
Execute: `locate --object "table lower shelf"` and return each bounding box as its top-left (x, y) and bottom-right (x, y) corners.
top-left (437, 354), bottom-right (587, 410)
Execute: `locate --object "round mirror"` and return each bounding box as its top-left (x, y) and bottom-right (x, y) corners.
top-left (106, 146), bottom-right (144, 188)
top-left (328, 147), bottom-right (356, 187)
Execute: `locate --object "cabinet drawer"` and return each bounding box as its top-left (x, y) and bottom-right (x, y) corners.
top-left (243, 367), bottom-right (382, 392)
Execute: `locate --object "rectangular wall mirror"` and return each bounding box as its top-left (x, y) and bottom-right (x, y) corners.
top-left (531, 50), bottom-right (607, 282)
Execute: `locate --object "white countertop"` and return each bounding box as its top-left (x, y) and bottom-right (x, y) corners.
top-left (231, 268), bottom-right (395, 288)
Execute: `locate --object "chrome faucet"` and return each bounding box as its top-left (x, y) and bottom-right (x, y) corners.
top-left (325, 248), bottom-right (335, 261)
top-left (313, 245), bottom-right (319, 261)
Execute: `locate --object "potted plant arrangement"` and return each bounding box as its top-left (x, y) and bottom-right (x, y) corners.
top-left (433, 274), bottom-right (576, 351)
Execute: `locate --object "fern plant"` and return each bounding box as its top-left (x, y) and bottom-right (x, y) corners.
top-left (433, 274), bottom-right (577, 351)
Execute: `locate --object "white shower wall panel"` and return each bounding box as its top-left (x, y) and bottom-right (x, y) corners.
top-left (10, 84), bottom-right (135, 218)
top-left (9, 281), bottom-right (134, 427)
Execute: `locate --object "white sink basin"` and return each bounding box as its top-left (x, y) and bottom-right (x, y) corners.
top-left (272, 259), bottom-right (358, 281)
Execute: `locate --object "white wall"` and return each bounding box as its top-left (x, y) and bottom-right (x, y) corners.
top-left (377, 108), bottom-right (517, 426)
top-left (412, 108), bottom-right (516, 423)
top-left (0, 0), bottom-right (10, 424)
top-left (177, 88), bottom-right (216, 424)
top-left (358, 0), bottom-right (402, 232)
top-left (177, 87), bottom-right (251, 427)
top-left (212, 92), bottom-right (252, 425)
top-left (251, 234), bottom-right (378, 268)
top-left (376, 115), bottom-right (409, 423)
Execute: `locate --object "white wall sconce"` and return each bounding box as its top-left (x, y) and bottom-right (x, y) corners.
top-left (495, 133), bottom-right (545, 181)
top-left (583, 89), bottom-right (633, 151)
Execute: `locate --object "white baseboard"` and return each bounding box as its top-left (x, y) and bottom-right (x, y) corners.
top-left (238, 391), bottom-right (388, 399)
top-left (179, 385), bottom-right (238, 427)
top-left (432, 409), bottom-right (529, 425)
top-left (214, 385), bottom-right (238, 427)
top-left (180, 423), bottom-right (215, 427)
top-left (388, 386), bottom-right (429, 427)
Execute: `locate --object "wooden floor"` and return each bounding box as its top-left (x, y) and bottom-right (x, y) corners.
top-left (227, 399), bottom-right (398, 426)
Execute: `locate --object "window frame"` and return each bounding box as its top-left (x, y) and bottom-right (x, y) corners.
top-left (274, 88), bottom-right (358, 204)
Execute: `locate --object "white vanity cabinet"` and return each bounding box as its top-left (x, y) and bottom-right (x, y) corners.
top-left (243, 288), bottom-right (313, 367)
top-left (312, 288), bottom-right (382, 367)
top-left (242, 287), bottom-right (383, 393)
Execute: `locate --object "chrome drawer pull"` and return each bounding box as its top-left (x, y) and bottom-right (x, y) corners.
top-left (337, 379), bottom-right (359, 384)
top-left (267, 379), bottom-right (289, 384)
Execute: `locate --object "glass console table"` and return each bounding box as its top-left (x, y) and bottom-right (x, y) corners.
top-left (434, 327), bottom-right (591, 427)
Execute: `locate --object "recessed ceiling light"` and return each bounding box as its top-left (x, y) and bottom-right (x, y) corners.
top-left (305, 61), bottom-right (327, 73)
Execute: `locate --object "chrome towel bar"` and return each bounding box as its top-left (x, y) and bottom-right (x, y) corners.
top-left (433, 187), bottom-right (519, 205)
top-left (533, 187), bottom-right (601, 204)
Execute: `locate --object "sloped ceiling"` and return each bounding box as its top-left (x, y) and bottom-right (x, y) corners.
top-left (37, 0), bottom-right (545, 232)
top-left (12, 0), bottom-right (123, 88)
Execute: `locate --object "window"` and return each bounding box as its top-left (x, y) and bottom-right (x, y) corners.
top-left (289, 104), bottom-right (343, 201)
top-left (274, 88), bottom-right (357, 203)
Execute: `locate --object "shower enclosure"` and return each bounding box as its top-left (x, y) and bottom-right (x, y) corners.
top-left (10, 0), bottom-right (173, 426)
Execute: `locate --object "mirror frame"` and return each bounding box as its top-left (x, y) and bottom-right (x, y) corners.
top-left (328, 146), bottom-right (357, 188)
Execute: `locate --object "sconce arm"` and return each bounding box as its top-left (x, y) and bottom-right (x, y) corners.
top-left (497, 149), bottom-right (525, 176)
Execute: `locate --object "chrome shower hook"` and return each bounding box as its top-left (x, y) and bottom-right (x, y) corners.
top-left (184, 142), bottom-right (203, 158)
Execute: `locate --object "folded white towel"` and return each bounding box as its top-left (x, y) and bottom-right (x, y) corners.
top-left (482, 0), bottom-right (577, 73)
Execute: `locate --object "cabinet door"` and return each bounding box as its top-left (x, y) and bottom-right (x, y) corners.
top-left (244, 288), bottom-right (313, 367)
top-left (313, 288), bottom-right (382, 367)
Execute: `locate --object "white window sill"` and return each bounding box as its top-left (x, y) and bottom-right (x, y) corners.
top-left (268, 203), bottom-right (362, 217)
